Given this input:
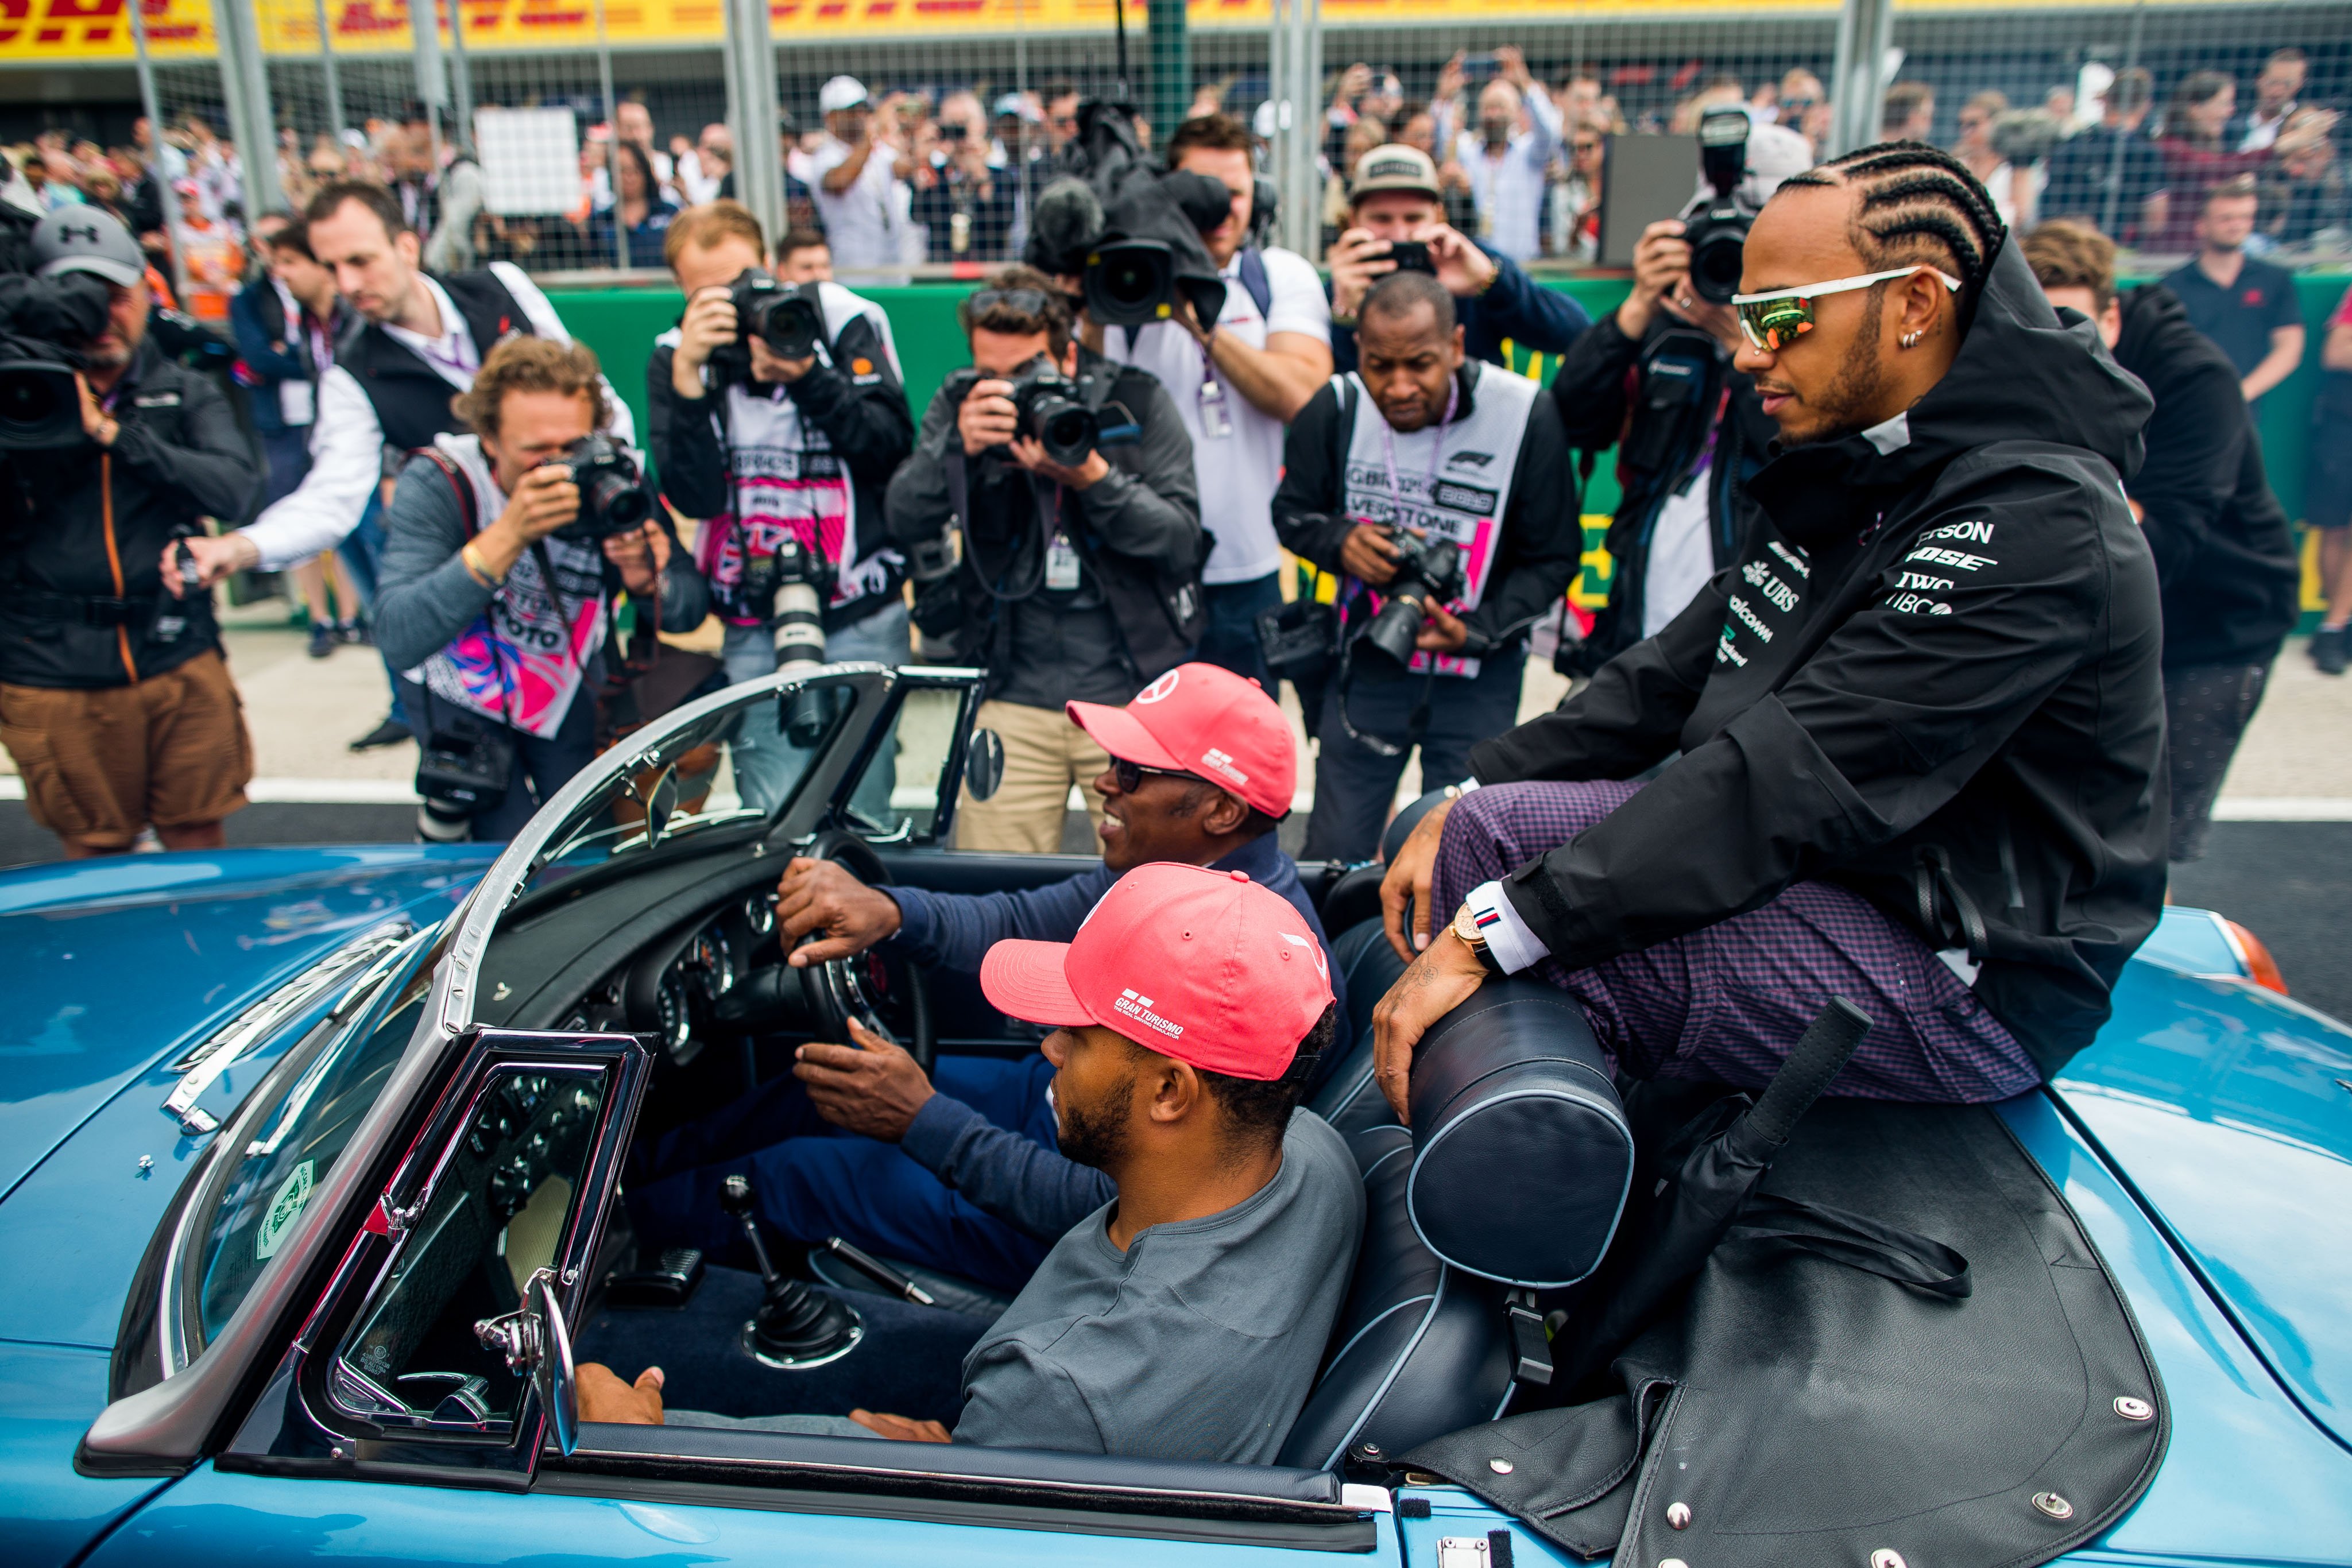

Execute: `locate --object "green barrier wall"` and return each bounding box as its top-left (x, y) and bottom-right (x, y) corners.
top-left (550, 272), bottom-right (2349, 611)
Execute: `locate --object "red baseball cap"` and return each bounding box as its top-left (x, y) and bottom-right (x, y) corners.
top-left (980, 862), bottom-right (1334, 1081)
top-left (1066, 663), bottom-right (1295, 820)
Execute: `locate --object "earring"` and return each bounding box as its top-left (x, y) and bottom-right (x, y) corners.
top-left (1900, 330), bottom-right (1924, 349)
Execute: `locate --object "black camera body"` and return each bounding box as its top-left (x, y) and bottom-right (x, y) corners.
top-left (0, 270), bottom-right (109, 450)
top-left (1081, 169), bottom-right (1234, 328)
top-left (719, 268), bottom-right (828, 372)
top-left (1361, 528), bottom-right (1466, 668)
top-left (552, 433), bottom-right (653, 543)
top-left (1680, 108), bottom-right (1757, 305)
top-left (945, 362), bottom-right (1101, 470)
top-left (1384, 239), bottom-right (1436, 277)
top-left (1004, 366), bottom-right (1098, 468)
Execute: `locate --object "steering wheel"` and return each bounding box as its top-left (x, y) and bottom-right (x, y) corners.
top-left (795, 830), bottom-right (935, 1077)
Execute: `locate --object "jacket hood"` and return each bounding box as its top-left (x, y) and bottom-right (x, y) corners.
top-left (2116, 281), bottom-right (2232, 396)
top-left (1751, 237), bottom-right (2152, 540)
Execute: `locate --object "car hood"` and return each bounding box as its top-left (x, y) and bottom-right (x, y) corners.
top-left (2053, 912), bottom-right (2352, 1455)
top-left (0, 846), bottom-right (497, 1202)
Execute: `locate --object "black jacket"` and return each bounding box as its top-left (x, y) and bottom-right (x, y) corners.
top-left (2112, 284), bottom-right (2300, 671)
top-left (885, 349), bottom-right (1204, 708)
top-left (1469, 239), bottom-right (2167, 1078)
top-left (1551, 310), bottom-right (1778, 672)
top-left (1274, 362), bottom-right (1583, 660)
top-left (647, 296), bottom-right (913, 632)
top-left (0, 338), bottom-right (261, 688)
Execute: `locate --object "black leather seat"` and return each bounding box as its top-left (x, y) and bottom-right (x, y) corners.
top-left (1276, 1124), bottom-right (1514, 1471)
top-left (1307, 919), bottom-right (1409, 1135)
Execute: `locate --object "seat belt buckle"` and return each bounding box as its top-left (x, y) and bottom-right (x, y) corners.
top-left (1506, 1288), bottom-right (1552, 1386)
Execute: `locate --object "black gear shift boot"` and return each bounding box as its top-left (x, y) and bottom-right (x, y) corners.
top-left (719, 1172), bottom-right (864, 1369)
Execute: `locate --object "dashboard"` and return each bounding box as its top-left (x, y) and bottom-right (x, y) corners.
top-left (558, 886), bottom-right (781, 1067)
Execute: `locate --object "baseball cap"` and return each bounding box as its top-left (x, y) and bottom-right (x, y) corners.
top-left (32, 207), bottom-right (145, 288)
top-left (993, 93), bottom-right (1043, 123)
top-left (1351, 143), bottom-right (1442, 203)
top-left (1066, 662), bottom-right (1294, 820)
top-left (819, 76), bottom-right (871, 115)
top-left (981, 862), bottom-right (1334, 1081)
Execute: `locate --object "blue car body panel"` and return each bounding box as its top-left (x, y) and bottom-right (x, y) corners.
top-left (0, 846), bottom-right (495, 1207)
top-left (3, 846), bottom-right (2349, 1567)
top-left (84, 1463), bottom-right (1404, 1567)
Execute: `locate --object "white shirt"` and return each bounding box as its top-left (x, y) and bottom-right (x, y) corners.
top-left (1440, 89), bottom-right (1564, 262)
top-left (238, 263), bottom-right (636, 572)
top-left (677, 150), bottom-right (722, 207)
top-left (1100, 246), bottom-right (1330, 585)
top-left (2239, 103), bottom-right (2296, 153)
top-left (809, 135), bottom-right (909, 278)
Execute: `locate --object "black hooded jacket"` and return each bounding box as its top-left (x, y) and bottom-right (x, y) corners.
top-left (1468, 239), bottom-right (2167, 1078)
top-left (2111, 283), bottom-right (2300, 671)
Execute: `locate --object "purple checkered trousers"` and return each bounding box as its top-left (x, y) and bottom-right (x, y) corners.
top-left (1434, 781), bottom-right (2041, 1104)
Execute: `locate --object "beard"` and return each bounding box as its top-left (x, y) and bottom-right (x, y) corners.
top-left (1054, 1072), bottom-right (1136, 1171)
top-left (1781, 288), bottom-right (1888, 448)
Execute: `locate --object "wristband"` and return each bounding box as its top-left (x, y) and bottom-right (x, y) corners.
top-left (461, 541), bottom-right (504, 589)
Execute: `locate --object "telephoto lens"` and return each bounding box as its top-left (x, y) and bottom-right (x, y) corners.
top-left (1006, 368), bottom-right (1099, 468)
top-left (1362, 533), bottom-right (1466, 667)
top-left (0, 362), bottom-right (86, 450)
top-left (760, 533), bottom-right (836, 748)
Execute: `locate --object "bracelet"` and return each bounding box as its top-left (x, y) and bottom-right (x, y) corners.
top-left (460, 542), bottom-right (504, 589)
top-left (1469, 264), bottom-right (1500, 297)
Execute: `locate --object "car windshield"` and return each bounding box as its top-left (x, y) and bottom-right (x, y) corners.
top-left (189, 935), bottom-right (440, 1352)
top-left (520, 683), bottom-right (857, 904)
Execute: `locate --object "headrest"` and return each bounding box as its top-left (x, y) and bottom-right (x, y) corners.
top-left (1405, 980), bottom-right (1634, 1287)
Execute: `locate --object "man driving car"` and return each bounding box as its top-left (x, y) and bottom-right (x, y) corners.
top-left (583, 861), bottom-right (1361, 1461)
top-left (624, 661), bottom-right (1344, 1296)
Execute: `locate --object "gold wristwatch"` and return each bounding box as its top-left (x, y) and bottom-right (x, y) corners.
top-left (1452, 900), bottom-right (1504, 974)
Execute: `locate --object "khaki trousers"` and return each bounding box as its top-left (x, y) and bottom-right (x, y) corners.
top-left (954, 698), bottom-right (1108, 853)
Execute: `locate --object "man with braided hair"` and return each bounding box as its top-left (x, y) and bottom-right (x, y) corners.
top-left (1370, 142), bottom-right (2165, 1116)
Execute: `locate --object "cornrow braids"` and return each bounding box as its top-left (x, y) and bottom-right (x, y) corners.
top-left (1777, 140), bottom-right (2006, 309)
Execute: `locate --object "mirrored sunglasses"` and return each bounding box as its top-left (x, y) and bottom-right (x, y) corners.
top-left (1730, 264), bottom-right (1962, 351)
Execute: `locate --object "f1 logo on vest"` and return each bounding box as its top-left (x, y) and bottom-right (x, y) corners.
top-left (1135, 669), bottom-right (1181, 704)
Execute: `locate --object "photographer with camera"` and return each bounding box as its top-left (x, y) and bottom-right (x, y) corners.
top-left (1550, 115), bottom-right (1810, 675)
top-left (1325, 144), bottom-right (1587, 377)
top-left (373, 336), bottom-right (706, 842)
top-left (1274, 270), bottom-right (1578, 862)
top-left (165, 181), bottom-right (635, 760)
top-left (0, 207), bottom-right (261, 858)
top-left (650, 201), bottom-right (912, 811)
top-left (887, 265), bottom-right (1203, 853)
top-left (1095, 113), bottom-right (1330, 690)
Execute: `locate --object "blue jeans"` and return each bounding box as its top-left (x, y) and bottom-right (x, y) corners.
top-left (1302, 645), bottom-right (1527, 863)
top-left (725, 599), bottom-right (912, 814)
top-left (335, 493), bottom-right (407, 726)
top-left (625, 1052), bottom-right (1062, 1295)
top-left (1196, 573), bottom-right (1281, 691)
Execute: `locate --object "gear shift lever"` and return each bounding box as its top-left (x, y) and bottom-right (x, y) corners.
top-left (719, 1173), bottom-right (864, 1369)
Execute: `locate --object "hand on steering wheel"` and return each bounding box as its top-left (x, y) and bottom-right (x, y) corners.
top-left (795, 1017), bottom-right (936, 1142)
top-left (778, 855), bottom-right (904, 966)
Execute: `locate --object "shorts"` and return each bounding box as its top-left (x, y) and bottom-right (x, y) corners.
top-left (0, 648), bottom-right (254, 851)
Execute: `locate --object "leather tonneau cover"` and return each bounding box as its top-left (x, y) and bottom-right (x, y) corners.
top-left (1401, 1098), bottom-right (2169, 1565)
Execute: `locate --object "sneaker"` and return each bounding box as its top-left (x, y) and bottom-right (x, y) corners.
top-left (339, 618), bottom-right (372, 646)
top-left (307, 621), bottom-right (337, 659)
top-left (349, 716), bottom-right (412, 752)
top-left (2316, 626), bottom-right (2350, 676)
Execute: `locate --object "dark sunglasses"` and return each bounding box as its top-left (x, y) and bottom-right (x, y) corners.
top-left (1111, 757), bottom-right (1193, 793)
top-left (968, 287), bottom-right (1051, 316)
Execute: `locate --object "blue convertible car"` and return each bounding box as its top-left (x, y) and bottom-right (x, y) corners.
top-left (4, 663), bottom-right (2349, 1567)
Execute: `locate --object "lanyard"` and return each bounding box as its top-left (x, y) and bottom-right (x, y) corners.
top-left (1375, 377), bottom-right (1460, 531)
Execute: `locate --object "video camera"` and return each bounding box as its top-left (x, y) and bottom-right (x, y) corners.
top-left (0, 270), bottom-right (109, 450)
top-left (549, 433), bottom-right (655, 543)
top-left (715, 268), bottom-right (828, 377)
top-left (1020, 98), bottom-right (1234, 331)
top-left (1680, 108), bottom-right (1759, 305)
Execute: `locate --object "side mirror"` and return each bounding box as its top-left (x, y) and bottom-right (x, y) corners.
top-left (477, 1266), bottom-right (580, 1457)
top-left (965, 727), bottom-right (1005, 802)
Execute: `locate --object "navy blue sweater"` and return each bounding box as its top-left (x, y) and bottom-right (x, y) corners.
top-left (889, 833), bottom-right (1340, 1242)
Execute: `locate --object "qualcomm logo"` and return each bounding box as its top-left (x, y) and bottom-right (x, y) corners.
top-left (1135, 669), bottom-right (1181, 704)
top-left (1114, 988), bottom-right (1185, 1038)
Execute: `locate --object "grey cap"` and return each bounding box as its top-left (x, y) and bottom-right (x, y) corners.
top-left (32, 207), bottom-right (145, 288)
